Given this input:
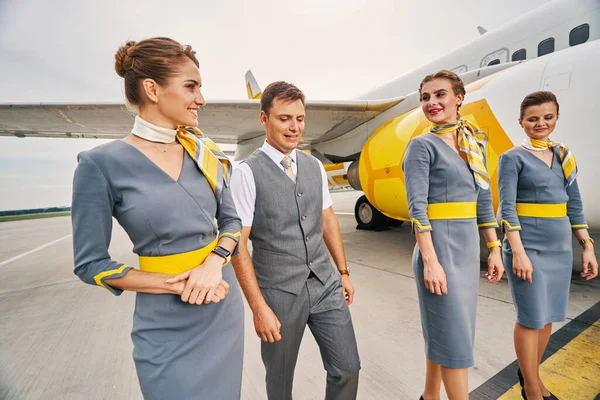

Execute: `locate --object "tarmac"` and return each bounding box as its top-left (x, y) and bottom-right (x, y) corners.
top-left (0, 191), bottom-right (598, 400)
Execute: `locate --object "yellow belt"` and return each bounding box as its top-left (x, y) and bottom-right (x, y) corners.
top-left (427, 202), bottom-right (477, 220)
top-left (138, 238), bottom-right (218, 275)
top-left (516, 203), bottom-right (567, 218)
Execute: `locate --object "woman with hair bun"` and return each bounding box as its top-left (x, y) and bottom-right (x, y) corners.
top-left (402, 70), bottom-right (504, 400)
top-left (71, 37), bottom-right (244, 399)
top-left (498, 91), bottom-right (597, 400)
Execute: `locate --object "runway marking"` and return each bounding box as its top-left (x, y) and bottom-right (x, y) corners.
top-left (0, 234), bottom-right (72, 267)
top-left (471, 301), bottom-right (600, 400)
top-left (334, 212), bottom-right (354, 216)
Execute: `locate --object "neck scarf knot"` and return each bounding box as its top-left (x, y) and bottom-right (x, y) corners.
top-left (431, 120), bottom-right (490, 190)
top-left (521, 137), bottom-right (577, 186)
top-left (175, 126), bottom-right (232, 204)
top-left (130, 116), bottom-right (231, 204)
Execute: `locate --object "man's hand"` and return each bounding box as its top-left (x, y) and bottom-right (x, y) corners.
top-left (341, 275), bottom-right (355, 305)
top-left (253, 303), bottom-right (282, 343)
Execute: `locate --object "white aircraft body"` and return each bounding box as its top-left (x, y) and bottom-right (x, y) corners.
top-left (1, 0), bottom-right (599, 229)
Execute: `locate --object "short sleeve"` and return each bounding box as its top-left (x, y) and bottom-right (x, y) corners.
top-left (230, 163), bottom-right (257, 227)
top-left (318, 161), bottom-right (333, 210)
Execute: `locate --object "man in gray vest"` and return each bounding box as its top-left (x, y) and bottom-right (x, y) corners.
top-left (230, 81), bottom-right (360, 400)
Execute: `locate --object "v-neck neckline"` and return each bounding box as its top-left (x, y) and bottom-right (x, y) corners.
top-left (518, 146), bottom-right (555, 170)
top-left (429, 132), bottom-right (470, 168)
top-left (119, 140), bottom-right (186, 183)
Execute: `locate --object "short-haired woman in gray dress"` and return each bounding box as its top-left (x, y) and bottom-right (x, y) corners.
top-left (402, 70), bottom-right (505, 400)
top-left (71, 37), bottom-right (244, 399)
top-left (498, 91), bottom-right (598, 400)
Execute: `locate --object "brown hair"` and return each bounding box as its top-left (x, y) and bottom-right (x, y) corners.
top-left (260, 81), bottom-right (306, 115)
top-left (419, 70), bottom-right (466, 114)
top-left (114, 37), bottom-right (199, 106)
top-left (519, 91), bottom-right (559, 119)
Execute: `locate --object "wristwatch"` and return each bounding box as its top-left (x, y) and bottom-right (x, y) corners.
top-left (339, 268), bottom-right (350, 276)
top-left (211, 246), bottom-right (232, 266)
top-left (579, 238), bottom-right (594, 247)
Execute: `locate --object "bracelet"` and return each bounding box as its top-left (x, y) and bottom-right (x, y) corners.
top-left (580, 238), bottom-right (594, 248)
top-left (339, 269), bottom-right (350, 276)
top-left (486, 240), bottom-right (502, 249)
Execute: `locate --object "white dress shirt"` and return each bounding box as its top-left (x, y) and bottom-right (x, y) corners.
top-left (230, 141), bottom-right (333, 227)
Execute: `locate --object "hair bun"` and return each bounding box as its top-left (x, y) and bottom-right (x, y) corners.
top-left (115, 41), bottom-right (137, 78)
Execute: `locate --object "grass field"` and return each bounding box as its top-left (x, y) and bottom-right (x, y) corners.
top-left (0, 212), bottom-right (71, 223)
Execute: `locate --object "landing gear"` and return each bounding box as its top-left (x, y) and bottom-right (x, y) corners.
top-left (354, 195), bottom-right (386, 230)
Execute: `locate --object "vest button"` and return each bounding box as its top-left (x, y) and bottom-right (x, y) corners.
top-left (297, 192), bottom-right (303, 197)
top-left (301, 215), bottom-right (307, 220)
top-left (309, 261), bottom-right (313, 266)
top-left (306, 236), bottom-right (310, 242)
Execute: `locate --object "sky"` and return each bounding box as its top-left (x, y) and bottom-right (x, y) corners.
top-left (0, 0), bottom-right (551, 210)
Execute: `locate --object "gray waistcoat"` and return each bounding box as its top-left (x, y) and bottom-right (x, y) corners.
top-left (245, 150), bottom-right (333, 295)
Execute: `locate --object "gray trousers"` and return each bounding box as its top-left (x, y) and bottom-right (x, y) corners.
top-left (260, 271), bottom-right (360, 400)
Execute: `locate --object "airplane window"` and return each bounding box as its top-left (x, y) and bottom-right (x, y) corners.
top-left (512, 49), bottom-right (526, 61)
top-left (452, 65), bottom-right (468, 74)
top-left (479, 48), bottom-right (509, 68)
top-left (570, 24), bottom-right (590, 46)
top-left (538, 38), bottom-right (555, 56)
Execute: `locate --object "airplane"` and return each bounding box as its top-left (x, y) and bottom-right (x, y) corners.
top-left (1, 0), bottom-right (599, 230)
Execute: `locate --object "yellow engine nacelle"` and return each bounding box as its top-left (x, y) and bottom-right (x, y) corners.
top-left (358, 95), bottom-right (514, 221)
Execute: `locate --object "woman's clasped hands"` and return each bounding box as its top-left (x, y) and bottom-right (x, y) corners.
top-left (166, 254), bottom-right (230, 304)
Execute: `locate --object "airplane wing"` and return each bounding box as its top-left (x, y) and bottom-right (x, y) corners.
top-left (0, 97), bottom-right (404, 159)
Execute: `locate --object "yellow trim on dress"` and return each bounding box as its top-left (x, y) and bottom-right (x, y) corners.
top-left (427, 202), bottom-right (477, 220)
top-left (502, 219), bottom-right (521, 231)
top-left (138, 238), bottom-right (218, 275)
top-left (571, 224), bottom-right (589, 229)
top-left (411, 218), bottom-right (432, 231)
top-left (478, 222), bottom-right (500, 228)
top-left (219, 231), bottom-right (241, 239)
top-left (94, 265), bottom-right (130, 292)
top-left (516, 203), bottom-right (567, 218)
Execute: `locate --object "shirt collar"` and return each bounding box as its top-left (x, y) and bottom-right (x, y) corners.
top-left (261, 140), bottom-right (297, 165)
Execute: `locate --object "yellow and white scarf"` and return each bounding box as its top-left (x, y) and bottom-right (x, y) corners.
top-left (521, 137), bottom-right (577, 186)
top-left (431, 120), bottom-right (490, 190)
top-left (131, 116), bottom-right (232, 204)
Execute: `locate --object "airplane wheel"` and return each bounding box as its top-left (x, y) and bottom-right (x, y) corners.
top-left (354, 195), bottom-right (386, 230)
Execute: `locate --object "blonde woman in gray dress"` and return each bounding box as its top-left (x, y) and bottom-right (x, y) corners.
top-left (498, 91), bottom-right (598, 400)
top-left (71, 37), bottom-right (244, 399)
top-left (402, 70), bottom-right (504, 400)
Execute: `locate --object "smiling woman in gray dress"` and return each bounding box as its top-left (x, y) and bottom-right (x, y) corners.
top-left (71, 37), bottom-right (244, 399)
top-left (498, 91), bottom-right (598, 400)
top-left (402, 70), bottom-right (505, 400)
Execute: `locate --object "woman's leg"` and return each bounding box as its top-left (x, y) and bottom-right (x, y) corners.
top-left (515, 322), bottom-right (544, 399)
top-left (536, 323), bottom-right (553, 396)
top-left (440, 366), bottom-right (468, 400)
top-left (422, 357), bottom-right (442, 400)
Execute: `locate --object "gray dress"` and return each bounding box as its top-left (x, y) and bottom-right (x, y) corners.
top-left (71, 140), bottom-right (244, 399)
top-left (498, 147), bottom-right (587, 329)
top-left (402, 133), bottom-right (497, 368)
